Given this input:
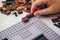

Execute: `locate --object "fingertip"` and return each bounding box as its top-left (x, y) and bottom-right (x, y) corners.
top-left (34, 11), bottom-right (40, 16)
top-left (31, 9), bottom-right (35, 14)
top-left (34, 10), bottom-right (44, 16)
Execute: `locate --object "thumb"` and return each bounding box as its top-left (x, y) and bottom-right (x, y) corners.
top-left (34, 5), bottom-right (59, 16)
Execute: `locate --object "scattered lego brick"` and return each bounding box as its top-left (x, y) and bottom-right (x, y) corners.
top-left (2, 37), bottom-right (8, 40)
top-left (11, 5), bottom-right (18, 11)
top-left (52, 18), bottom-right (60, 23)
top-left (6, 5), bottom-right (12, 10)
top-left (6, 0), bottom-right (15, 5)
top-left (54, 23), bottom-right (60, 28)
top-left (52, 16), bottom-right (60, 23)
top-left (2, 7), bottom-right (7, 12)
top-left (14, 12), bottom-right (18, 17)
top-left (18, 10), bottom-right (23, 14)
top-left (58, 23), bottom-right (60, 25)
top-left (0, 7), bottom-right (3, 11)
top-left (2, 1), bottom-right (6, 3)
top-left (2, 2), bottom-right (7, 7)
top-left (11, 11), bottom-right (16, 15)
top-left (5, 10), bottom-right (10, 15)
top-left (32, 34), bottom-right (47, 40)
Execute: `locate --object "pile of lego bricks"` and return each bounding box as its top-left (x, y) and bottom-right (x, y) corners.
top-left (0, 0), bottom-right (33, 17)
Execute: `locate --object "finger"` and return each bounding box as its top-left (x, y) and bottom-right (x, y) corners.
top-left (31, 0), bottom-right (47, 13)
top-left (34, 5), bottom-right (59, 16)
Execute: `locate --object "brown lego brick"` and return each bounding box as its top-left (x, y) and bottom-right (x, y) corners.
top-left (26, 13), bottom-right (34, 18)
top-left (0, 7), bottom-right (3, 11)
top-left (52, 18), bottom-right (60, 23)
top-left (2, 1), bottom-right (6, 3)
top-left (22, 17), bottom-right (29, 23)
top-left (5, 10), bottom-right (10, 15)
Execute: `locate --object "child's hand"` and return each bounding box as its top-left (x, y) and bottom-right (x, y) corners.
top-left (31, 0), bottom-right (60, 16)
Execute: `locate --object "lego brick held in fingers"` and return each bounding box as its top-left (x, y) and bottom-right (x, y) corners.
top-left (22, 17), bottom-right (29, 23)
